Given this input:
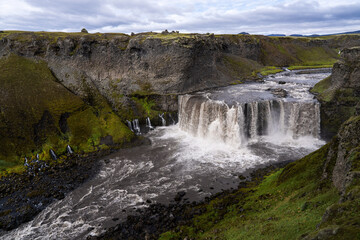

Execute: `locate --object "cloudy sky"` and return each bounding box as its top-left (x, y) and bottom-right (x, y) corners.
top-left (0, 0), bottom-right (360, 35)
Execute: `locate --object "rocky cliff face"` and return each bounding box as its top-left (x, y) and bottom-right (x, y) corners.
top-left (312, 47), bottom-right (360, 139)
top-left (0, 32), bottom-right (349, 96)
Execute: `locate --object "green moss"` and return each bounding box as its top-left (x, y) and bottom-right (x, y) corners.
top-left (230, 80), bottom-right (243, 85)
top-left (350, 148), bottom-right (360, 172)
top-left (293, 46), bottom-right (338, 67)
top-left (0, 54), bottom-right (134, 174)
top-left (131, 96), bottom-right (161, 119)
top-left (311, 76), bottom-right (332, 98)
top-left (0, 54), bottom-right (83, 163)
top-left (223, 55), bottom-right (262, 79)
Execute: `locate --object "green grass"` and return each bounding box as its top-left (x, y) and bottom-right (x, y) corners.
top-left (288, 64), bottom-right (334, 70)
top-left (258, 66), bottom-right (283, 76)
top-left (311, 76), bottom-right (334, 102)
top-left (223, 55), bottom-right (262, 79)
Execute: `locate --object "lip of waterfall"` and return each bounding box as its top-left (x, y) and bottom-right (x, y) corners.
top-left (178, 70), bottom-right (331, 147)
top-left (203, 69), bottom-right (331, 106)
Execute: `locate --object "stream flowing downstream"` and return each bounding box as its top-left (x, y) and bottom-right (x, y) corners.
top-left (2, 69), bottom-right (330, 239)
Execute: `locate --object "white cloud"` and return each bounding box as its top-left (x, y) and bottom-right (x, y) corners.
top-left (0, 0), bottom-right (359, 35)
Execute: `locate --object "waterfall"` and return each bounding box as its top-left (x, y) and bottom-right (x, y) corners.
top-left (132, 119), bottom-right (141, 134)
top-left (159, 113), bottom-right (166, 126)
top-left (66, 145), bottom-right (74, 154)
top-left (49, 149), bottom-right (57, 160)
top-left (126, 120), bottom-right (134, 132)
top-left (178, 95), bottom-right (321, 147)
top-left (169, 113), bottom-right (176, 125)
top-left (146, 117), bottom-right (154, 130)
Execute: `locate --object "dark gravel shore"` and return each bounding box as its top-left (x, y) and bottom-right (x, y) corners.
top-left (0, 137), bottom-right (150, 233)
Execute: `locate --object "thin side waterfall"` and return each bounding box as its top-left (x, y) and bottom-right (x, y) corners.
top-left (132, 119), bottom-right (141, 134)
top-left (146, 117), bottom-right (154, 130)
top-left (126, 120), bottom-right (134, 132)
top-left (178, 95), bottom-right (321, 147)
top-left (66, 145), bottom-right (73, 154)
top-left (169, 113), bottom-right (176, 125)
top-left (159, 113), bottom-right (166, 126)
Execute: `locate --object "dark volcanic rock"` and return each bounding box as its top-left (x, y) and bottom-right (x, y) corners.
top-left (0, 137), bottom-right (149, 232)
top-left (0, 153), bottom-right (100, 231)
top-left (270, 88), bottom-right (288, 98)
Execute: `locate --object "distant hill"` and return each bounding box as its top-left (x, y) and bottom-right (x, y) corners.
top-left (321, 30), bottom-right (360, 36)
top-left (267, 34), bottom-right (286, 36)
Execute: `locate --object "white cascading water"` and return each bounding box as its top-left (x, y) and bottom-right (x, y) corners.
top-left (159, 113), bottom-right (166, 126)
top-left (132, 119), bottom-right (141, 134)
top-left (179, 96), bottom-right (321, 146)
top-left (146, 117), bottom-right (154, 130)
top-left (178, 68), bottom-right (327, 147)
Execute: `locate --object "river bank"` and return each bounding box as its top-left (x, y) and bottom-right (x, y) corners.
top-left (0, 137), bottom-right (150, 233)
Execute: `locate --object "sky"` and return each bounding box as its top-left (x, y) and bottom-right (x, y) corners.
top-left (0, 0), bottom-right (360, 35)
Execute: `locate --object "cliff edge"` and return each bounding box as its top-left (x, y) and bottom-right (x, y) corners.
top-left (312, 47), bottom-right (360, 139)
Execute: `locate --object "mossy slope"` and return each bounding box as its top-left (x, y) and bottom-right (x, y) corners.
top-left (0, 55), bottom-right (133, 173)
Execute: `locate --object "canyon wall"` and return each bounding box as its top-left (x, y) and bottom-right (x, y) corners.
top-left (0, 31), bottom-right (359, 164)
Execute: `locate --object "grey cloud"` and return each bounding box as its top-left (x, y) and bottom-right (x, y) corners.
top-left (0, 0), bottom-right (359, 35)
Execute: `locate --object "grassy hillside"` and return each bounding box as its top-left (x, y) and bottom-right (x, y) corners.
top-left (0, 55), bottom-right (133, 175)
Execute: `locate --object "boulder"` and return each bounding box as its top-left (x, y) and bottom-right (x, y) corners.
top-left (270, 88), bottom-right (288, 98)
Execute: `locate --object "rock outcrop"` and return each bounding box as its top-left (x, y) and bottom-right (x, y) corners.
top-left (312, 47), bottom-right (360, 139)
